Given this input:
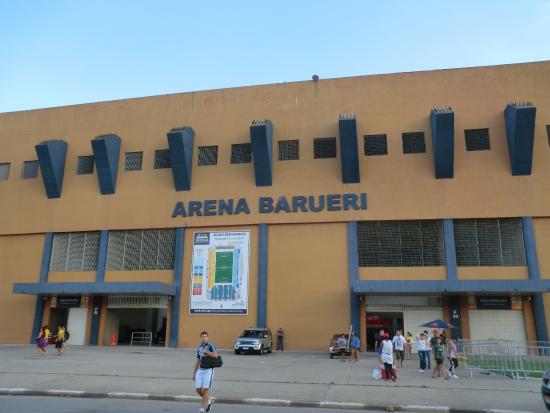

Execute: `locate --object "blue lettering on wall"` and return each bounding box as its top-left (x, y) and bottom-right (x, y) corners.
top-left (172, 193), bottom-right (367, 218)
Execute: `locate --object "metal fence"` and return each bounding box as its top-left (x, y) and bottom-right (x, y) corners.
top-left (459, 340), bottom-right (550, 379)
top-left (130, 331), bottom-right (153, 347)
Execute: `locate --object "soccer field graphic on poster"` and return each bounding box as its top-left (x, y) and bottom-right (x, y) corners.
top-left (190, 231), bottom-right (250, 314)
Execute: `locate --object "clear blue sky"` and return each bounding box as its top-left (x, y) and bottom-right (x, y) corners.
top-left (1, 1), bottom-right (550, 113)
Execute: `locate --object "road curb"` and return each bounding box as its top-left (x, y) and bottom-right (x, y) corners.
top-left (0, 388), bottom-right (533, 413)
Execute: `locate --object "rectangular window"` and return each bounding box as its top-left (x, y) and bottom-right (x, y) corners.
top-left (314, 137), bottom-right (337, 159)
top-left (465, 129), bottom-right (490, 151)
top-left (49, 232), bottom-right (100, 272)
top-left (124, 152), bottom-right (143, 171)
top-left (21, 160), bottom-right (39, 179)
top-left (154, 149), bottom-right (171, 169)
top-left (0, 163), bottom-right (10, 181)
top-left (231, 143), bottom-right (252, 164)
top-left (454, 218), bottom-right (526, 266)
top-left (76, 155), bottom-right (94, 175)
top-left (106, 229), bottom-right (176, 271)
top-left (364, 134), bottom-right (388, 156)
top-left (198, 146), bottom-right (218, 166)
top-left (546, 125), bottom-right (550, 146)
top-left (357, 220), bottom-right (444, 267)
top-left (402, 132), bottom-right (426, 154)
top-left (278, 140), bottom-right (299, 160)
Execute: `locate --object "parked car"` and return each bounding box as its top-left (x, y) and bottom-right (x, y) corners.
top-left (329, 334), bottom-right (351, 359)
top-left (542, 369), bottom-right (550, 410)
top-left (234, 327), bottom-right (273, 354)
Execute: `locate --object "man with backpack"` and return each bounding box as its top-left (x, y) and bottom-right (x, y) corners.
top-left (193, 331), bottom-right (220, 413)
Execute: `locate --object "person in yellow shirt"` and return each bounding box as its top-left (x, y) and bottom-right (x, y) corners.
top-left (55, 326), bottom-right (66, 356)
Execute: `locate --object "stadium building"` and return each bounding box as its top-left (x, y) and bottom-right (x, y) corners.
top-left (1, 61), bottom-right (549, 350)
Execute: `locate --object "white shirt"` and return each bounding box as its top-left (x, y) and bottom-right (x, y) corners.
top-left (381, 340), bottom-right (394, 364)
top-left (417, 337), bottom-right (428, 351)
top-left (392, 335), bottom-right (405, 351)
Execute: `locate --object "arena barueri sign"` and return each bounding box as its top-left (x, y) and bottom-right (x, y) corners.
top-left (172, 193), bottom-right (367, 217)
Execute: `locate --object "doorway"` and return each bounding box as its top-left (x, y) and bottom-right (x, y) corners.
top-left (366, 312), bottom-right (404, 351)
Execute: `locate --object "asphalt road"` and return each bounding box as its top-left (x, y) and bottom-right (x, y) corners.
top-left (0, 396), bottom-right (384, 413)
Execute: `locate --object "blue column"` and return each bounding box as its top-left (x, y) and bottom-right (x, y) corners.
top-left (443, 219), bottom-right (457, 281)
top-left (88, 230), bottom-right (109, 345)
top-left (169, 228), bottom-right (185, 348)
top-left (257, 224), bottom-right (268, 328)
top-left (31, 233), bottom-right (53, 343)
top-left (347, 222), bottom-right (360, 335)
top-left (522, 217), bottom-right (548, 342)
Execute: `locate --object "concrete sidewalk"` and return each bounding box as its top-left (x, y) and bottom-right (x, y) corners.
top-left (0, 345), bottom-right (544, 412)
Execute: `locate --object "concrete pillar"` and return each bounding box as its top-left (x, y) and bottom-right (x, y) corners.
top-left (359, 297), bottom-right (367, 352)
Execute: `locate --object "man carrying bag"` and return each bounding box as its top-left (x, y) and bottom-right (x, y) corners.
top-left (193, 331), bottom-right (221, 412)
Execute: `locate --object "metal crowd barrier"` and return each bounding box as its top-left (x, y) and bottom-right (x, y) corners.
top-left (130, 331), bottom-right (153, 346)
top-left (460, 341), bottom-right (550, 379)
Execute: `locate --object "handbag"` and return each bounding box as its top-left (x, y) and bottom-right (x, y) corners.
top-left (372, 367), bottom-right (381, 380)
top-left (200, 355), bottom-right (223, 369)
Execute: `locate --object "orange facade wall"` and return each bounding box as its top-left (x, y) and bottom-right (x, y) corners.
top-left (0, 234), bottom-right (44, 343)
top-left (178, 226), bottom-right (258, 349)
top-left (0, 62), bottom-right (549, 235)
top-left (48, 271), bottom-right (97, 283)
top-left (359, 267), bottom-right (446, 280)
top-left (104, 270), bottom-right (173, 284)
top-left (266, 223), bottom-right (349, 350)
top-left (534, 218), bottom-right (550, 279)
top-left (457, 267), bottom-right (529, 280)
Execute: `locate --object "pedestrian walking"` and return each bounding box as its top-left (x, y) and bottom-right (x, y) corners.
top-left (381, 333), bottom-right (396, 382)
top-left (432, 336), bottom-right (448, 380)
top-left (350, 333), bottom-right (360, 362)
top-left (54, 325), bottom-right (66, 356)
top-left (405, 332), bottom-right (413, 360)
top-left (276, 327), bottom-right (285, 351)
top-left (193, 331), bottom-right (219, 413)
top-left (430, 329), bottom-right (439, 375)
top-left (423, 330), bottom-right (432, 369)
top-left (392, 330), bottom-right (405, 368)
top-left (375, 329), bottom-right (385, 364)
top-left (447, 336), bottom-right (459, 378)
top-left (337, 334), bottom-right (348, 362)
top-left (36, 325), bottom-right (48, 355)
top-left (417, 332), bottom-right (429, 374)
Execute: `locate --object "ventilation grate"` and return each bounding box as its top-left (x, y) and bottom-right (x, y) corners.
top-left (454, 218), bottom-right (525, 266)
top-left (154, 149), bottom-right (171, 169)
top-left (364, 135), bottom-right (388, 156)
top-left (357, 220), bottom-right (444, 267)
top-left (76, 156), bottom-right (94, 175)
top-left (314, 137), bottom-right (337, 159)
top-left (402, 132), bottom-right (426, 154)
top-left (278, 140), bottom-right (299, 160)
top-left (108, 296), bottom-right (168, 309)
top-left (465, 129), bottom-right (490, 151)
top-left (231, 143), bottom-right (252, 164)
top-left (0, 163), bottom-right (10, 181)
top-left (50, 232), bottom-right (100, 272)
top-left (106, 229), bottom-right (176, 271)
top-left (21, 160), bottom-right (39, 179)
top-left (198, 146), bottom-right (218, 166)
top-left (124, 152), bottom-right (143, 171)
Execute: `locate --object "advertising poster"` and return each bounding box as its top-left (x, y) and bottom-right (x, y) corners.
top-left (189, 231), bottom-right (250, 314)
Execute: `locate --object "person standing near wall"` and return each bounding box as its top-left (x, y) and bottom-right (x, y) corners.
top-left (392, 330), bottom-right (405, 368)
top-left (193, 331), bottom-right (219, 413)
top-left (337, 334), bottom-right (348, 362)
top-left (350, 333), bottom-right (360, 362)
top-left (276, 327), bottom-right (285, 351)
top-left (405, 332), bottom-right (413, 360)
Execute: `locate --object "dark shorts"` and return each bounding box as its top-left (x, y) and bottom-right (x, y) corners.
top-left (395, 350), bottom-right (405, 360)
top-left (55, 341), bottom-right (63, 349)
top-left (339, 348), bottom-right (347, 354)
top-left (449, 357), bottom-right (458, 368)
top-left (436, 358), bottom-right (444, 366)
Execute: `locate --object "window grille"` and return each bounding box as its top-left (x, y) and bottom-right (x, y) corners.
top-left (231, 143), bottom-right (252, 164)
top-left (364, 135), bottom-right (388, 156)
top-left (0, 163), bottom-right (10, 181)
top-left (357, 220), bottom-right (444, 267)
top-left (21, 160), bottom-right (39, 179)
top-left (50, 232), bottom-right (100, 272)
top-left (198, 146), bottom-right (218, 166)
top-left (454, 218), bottom-right (525, 266)
top-left (465, 129), bottom-right (490, 151)
top-left (314, 137), bottom-right (337, 159)
top-left (106, 229), bottom-right (176, 271)
top-left (278, 140), bottom-right (299, 160)
top-left (124, 152), bottom-right (143, 171)
top-left (76, 156), bottom-right (94, 175)
top-left (154, 149), bottom-right (171, 169)
top-left (402, 132), bottom-right (426, 154)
